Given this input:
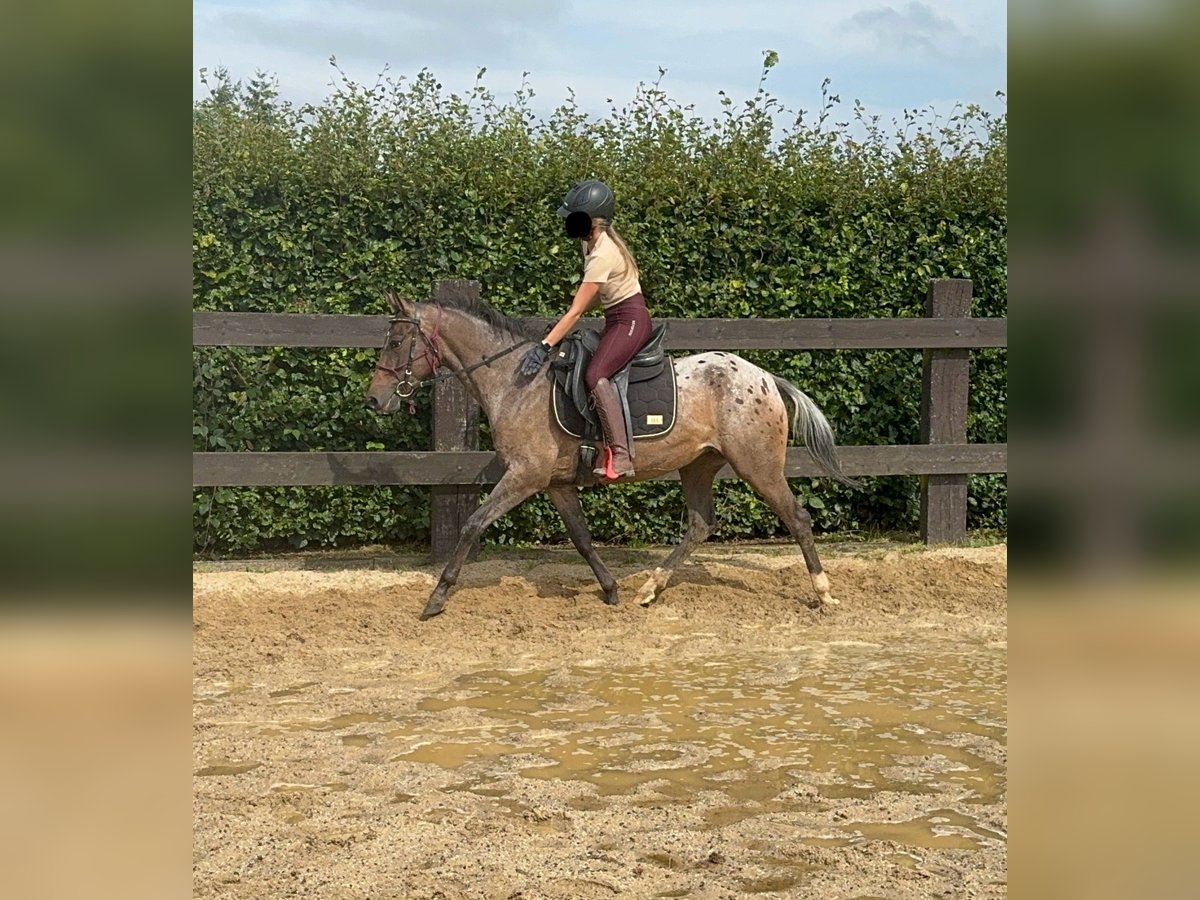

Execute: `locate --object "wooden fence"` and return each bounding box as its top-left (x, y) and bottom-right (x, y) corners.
top-left (193, 278), bottom-right (1007, 560)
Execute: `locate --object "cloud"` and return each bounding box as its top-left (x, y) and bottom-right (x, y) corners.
top-left (838, 1), bottom-right (995, 61)
top-left (198, 0), bottom-right (563, 69)
top-left (340, 0), bottom-right (555, 18)
top-left (570, 0), bottom-right (806, 36)
top-left (193, 0), bottom-right (1006, 125)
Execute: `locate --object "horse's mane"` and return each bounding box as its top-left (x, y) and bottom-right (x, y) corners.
top-left (431, 293), bottom-right (539, 343)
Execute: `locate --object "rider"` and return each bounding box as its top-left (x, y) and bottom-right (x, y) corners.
top-left (519, 179), bottom-right (652, 479)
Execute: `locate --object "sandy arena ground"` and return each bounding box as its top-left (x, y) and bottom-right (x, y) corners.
top-left (194, 541), bottom-right (1007, 898)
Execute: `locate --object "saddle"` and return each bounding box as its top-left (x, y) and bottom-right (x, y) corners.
top-left (548, 324), bottom-right (678, 482)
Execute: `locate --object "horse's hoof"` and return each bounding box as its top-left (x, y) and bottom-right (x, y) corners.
top-left (602, 588), bottom-right (619, 606)
top-left (419, 598), bottom-right (446, 620)
top-left (636, 584), bottom-right (658, 607)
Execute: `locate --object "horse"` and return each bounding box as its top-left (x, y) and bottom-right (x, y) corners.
top-left (366, 291), bottom-right (859, 620)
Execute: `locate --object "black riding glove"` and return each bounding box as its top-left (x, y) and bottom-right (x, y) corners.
top-left (519, 341), bottom-right (551, 377)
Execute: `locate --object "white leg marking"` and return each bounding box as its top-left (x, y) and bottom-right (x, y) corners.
top-left (811, 571), bottom-right (838, 606)
top-left (637, 567), bottom-right (669, 607)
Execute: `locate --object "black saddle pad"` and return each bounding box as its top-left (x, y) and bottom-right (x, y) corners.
top-left (553, 362), bottom-right (678, 440)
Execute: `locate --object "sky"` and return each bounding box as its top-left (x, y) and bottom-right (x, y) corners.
top-left (193, 0), bottom-right (1006, 126)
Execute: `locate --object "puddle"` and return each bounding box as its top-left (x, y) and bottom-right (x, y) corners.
top-left (193, 681), bottom-right (252, 702)
top-left (269, 681), bottom-right (320, 698)
top-left (396, 647), bottom-right (1004, 807)
top-left (803, 835), bottom-right (854, 848)
top-left (384, 644), bottom-right (1003, 851)
top-left (390, 739), bottom-right (517, 768)
top-left (269, 781), bottom-right (350, 794)
top-left (842, 808), bottom-right (1006, 849)
top-left (703, 799), bottom-right (813, 827)
top-left (195, 761), bottom-right (262, 777)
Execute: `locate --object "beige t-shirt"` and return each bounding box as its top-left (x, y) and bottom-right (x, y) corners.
top-left (582, 232), bottom-right (642, 309)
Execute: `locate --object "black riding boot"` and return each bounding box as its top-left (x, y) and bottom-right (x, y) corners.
top-left (590, 378), bottom-right (635, 479)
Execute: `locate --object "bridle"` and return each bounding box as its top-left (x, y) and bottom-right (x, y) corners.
top-left (373, 305), bottom-right (446, 402)
top-left (373, 304), bottom-right (536, 410)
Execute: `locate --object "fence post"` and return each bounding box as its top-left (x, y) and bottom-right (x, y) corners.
top-left (919, 279), bottom-right (973, 544)
top-left (430, 280), bottom-right (482, 563)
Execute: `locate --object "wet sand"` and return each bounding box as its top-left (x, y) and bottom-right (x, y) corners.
top-left (194, 542), bottom-right (1007, 898)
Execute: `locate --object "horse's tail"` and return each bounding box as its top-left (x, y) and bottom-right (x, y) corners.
top-left (772, 376), bottom-right (861, 488)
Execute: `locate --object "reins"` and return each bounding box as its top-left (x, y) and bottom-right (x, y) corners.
top-left (374, 306), bottom-right (536, 412)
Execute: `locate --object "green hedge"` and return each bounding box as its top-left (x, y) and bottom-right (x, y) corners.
top-left (193, 61), bottom-right (1007, 554)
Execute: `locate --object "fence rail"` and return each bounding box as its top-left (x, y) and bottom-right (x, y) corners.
top-left (193, 279), bottom-right (1007, 557)
top-left (193, 444), bottom-right (1009, 487)
top-left (193, 311), bottom-right (1008, 350)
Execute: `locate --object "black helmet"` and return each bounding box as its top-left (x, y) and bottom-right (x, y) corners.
top-left (557, 179), bottom-right (615, 222)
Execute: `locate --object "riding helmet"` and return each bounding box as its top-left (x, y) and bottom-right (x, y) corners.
top-left (557, 179), bottom-right (615, 222)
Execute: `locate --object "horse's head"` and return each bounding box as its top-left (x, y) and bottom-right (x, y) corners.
top-left (366, 293), bottom-right (442, 413)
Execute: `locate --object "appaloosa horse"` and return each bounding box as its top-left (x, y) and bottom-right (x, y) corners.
top-left (367, 292), bottom-right (858, 620)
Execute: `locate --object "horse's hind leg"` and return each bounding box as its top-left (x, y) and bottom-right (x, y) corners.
top-left (547, 486), bottom-right (619, 606)
top-left (635, 451), bottom-right (725, 607)
top-left (731, 462), bottom-right (836, 609)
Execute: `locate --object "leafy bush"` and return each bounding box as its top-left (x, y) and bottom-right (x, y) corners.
top-left (193, 59), bottom-right (1006, 554)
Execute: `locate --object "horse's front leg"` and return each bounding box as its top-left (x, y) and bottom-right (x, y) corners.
top-left (420, 467), bottom-right (543, 620)
top-left (547, 486), bottom-right (618, 606)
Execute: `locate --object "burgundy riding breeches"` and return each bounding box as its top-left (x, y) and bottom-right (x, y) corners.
top-left (585, 293), bottom-right (652, 391)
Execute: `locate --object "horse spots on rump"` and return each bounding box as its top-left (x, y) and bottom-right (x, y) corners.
top-left (761, 380), bottom-right (768, 394)
top-left (736, 398), bottom-right (744, 405)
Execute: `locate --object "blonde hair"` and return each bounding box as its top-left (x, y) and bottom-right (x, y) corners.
top-left (582, 217), bottom-right (639, 279)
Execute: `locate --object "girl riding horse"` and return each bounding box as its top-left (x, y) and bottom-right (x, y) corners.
top-left (519, 180), bottom-right (652, 480)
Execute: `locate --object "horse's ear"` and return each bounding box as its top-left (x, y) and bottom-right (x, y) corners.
top-left (385, 291), bottom-right (414, 316)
